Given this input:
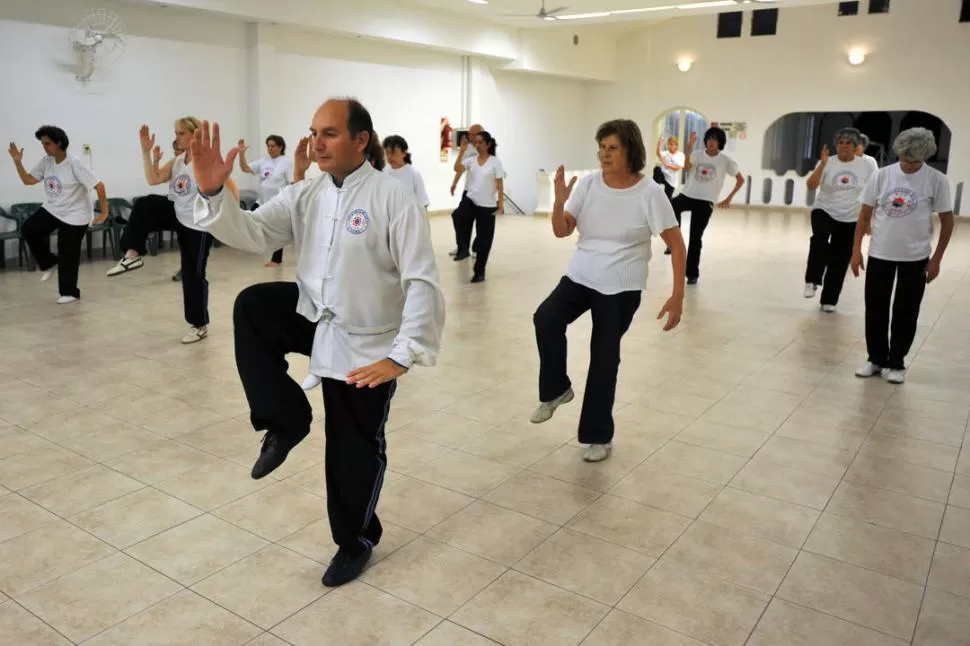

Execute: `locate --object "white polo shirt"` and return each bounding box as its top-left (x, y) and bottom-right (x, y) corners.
top-left (29, 155), bottom-right (99, 226)
top-left (863, 163), bottom-right (952, 262)
top-left (463, 156), bottom-right (506, 209)
top-left (564, 171), bottom-right (680, 295)
top-left (250, 156), bottom-right (293, 205)
top-left (681, 151), bottom-right (739, 203)
top-left (194, 162), bottom-right (445, 379)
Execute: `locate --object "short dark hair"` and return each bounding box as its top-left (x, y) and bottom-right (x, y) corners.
top-left (703, 127), bottom-right (727, 151)
top-left (343, 97), bottom-right (384, 170)
top-left (595, 119), bottom-right (646, 173)
top-left (382, 134), bottom-right (412, 165)
top-left (266, 135), bottom-right (286, 155)
top-left (35, 125), bottom-right (69, 151)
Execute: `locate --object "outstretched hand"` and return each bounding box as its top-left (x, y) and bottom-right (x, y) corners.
top-left (190, 121), bottom-right (239, 194)
top-left (8, 142), bottom-right (23, 163)
top-left (152, 145), bottom-right (163, 165)
top-left (139, 125), bottom-right (155, 154)
top-left (553, 165), bottom-right (577, 205)
top-left (820, 144), bottom-right (830, 164)
top-left (688, 131), bottom-right (698, 148)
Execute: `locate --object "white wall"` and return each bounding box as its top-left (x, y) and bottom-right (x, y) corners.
top-left (585, 0), bottom-right (970, 211)
top-left (0, 0), bottom-right (249, 206)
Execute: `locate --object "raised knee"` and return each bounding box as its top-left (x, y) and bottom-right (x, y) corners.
top-left (233, 284), bottom-right (265, 323)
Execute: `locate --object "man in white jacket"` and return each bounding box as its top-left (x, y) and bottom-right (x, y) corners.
top-left (189, 98), bottom-right (445, 587)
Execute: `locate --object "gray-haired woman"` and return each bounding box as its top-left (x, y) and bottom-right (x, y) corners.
top-left (803, 127), bottom-right (875, 310)
top-left (850, 127), bottom-right (955, 384)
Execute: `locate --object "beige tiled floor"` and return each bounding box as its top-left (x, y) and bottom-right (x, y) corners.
top-left (1, 209), bottom-right (969, 645)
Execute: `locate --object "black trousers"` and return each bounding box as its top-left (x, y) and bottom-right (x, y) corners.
top-left (233, 282), bottom-right (395, 553)
top-left (21, 207), bottom-right (88, 298)
top-left (121, 195), bottom-right (176, 256)
top-left (252, 202), bottom-right (283, 263)
top-left (451, 192), bottom-right (478, 254)
top-left (652, 166), bottom-right (675, 202)
top-left (670, 194), bottom-right (714, 281)
top-left (177, 226), bottom-right (213, 328)
top-left (467, 205), bottom-right (496, 276)
top-left (533, 276), bottom-right (641, 444)
top-left (805, 209), bottom-right (857, 306)
top-left (865, 256), bottom-right (928, 371)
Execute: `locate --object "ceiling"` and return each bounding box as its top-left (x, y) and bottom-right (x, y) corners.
top-left (411, 0), bottom-right (840, 26)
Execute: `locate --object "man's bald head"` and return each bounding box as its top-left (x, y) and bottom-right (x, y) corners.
top-left (468, 124), bottom-right (483, 135)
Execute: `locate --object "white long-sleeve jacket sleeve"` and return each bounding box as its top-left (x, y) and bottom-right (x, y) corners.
top-left (192, 186), bottom-right (296, 254)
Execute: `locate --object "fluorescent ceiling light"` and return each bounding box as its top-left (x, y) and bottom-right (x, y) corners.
top-left (677, 1), bottom-right (737, 8)
top-left (467, 0), bottom-right (488, 4)
top-left (555, 1), bottom-right (746, 20)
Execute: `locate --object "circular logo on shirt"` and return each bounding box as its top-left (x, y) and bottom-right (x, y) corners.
top-left (833, 170), bottom-right (859, 189)
top-left (261, 168), bottom-right (273, 179)
top-left (346, 209), bottom-right (370, 235)
top-left (44, 176), bottom-right (62, 197)
top-left (882, 187), bottom-right (918, 218)
top-left (694, 163), bottom-right (716, 182)
top-left (172, 174), bottom-right (192, 196)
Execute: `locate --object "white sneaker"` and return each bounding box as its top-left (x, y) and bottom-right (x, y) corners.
top-left (181, 326), bottom-right (208, 344)
top-left (56, 295), bottom-right (78, 305)
top-left (106, 256), bottom-right (144, 276)
top-left (821, 304), bottom-right (836, 313)
top-left (301, 374), bottom-right (322, 391)
top-left (883, 368), bottom-right (906, 384)
top-left (41, 268), bottom-right (56, 282)
top-left (803, 283), bottom-right (817, 298)
top-left (582, 443), bottom-right (612, 462)
top-left (855, 361), bottom-right (882, 378)
top-left (530, 388), bottom-right (575, 424)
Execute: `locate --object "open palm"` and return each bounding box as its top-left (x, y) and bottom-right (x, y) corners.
top-left (8, 142), bottom-right (23, 162)
top-left (190, 121), bottom-right (239, 194)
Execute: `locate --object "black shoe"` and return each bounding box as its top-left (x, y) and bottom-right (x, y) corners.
top-left (172, 269), bottom-right (181, 282)
top-left (686, 277), bottom-right (698, 285)
top-left (448, 249), bottom-right (458, 257)
top-left (453, 251), bottom-right (470, 261)
top-left (470, 273), bottom-right (485, 283)
top-left (322, 547), bottom-right (372, 587)
top-left (251, 430), bottom-right (306, 479)
top-left (664, 247), bottom-right (672, 255)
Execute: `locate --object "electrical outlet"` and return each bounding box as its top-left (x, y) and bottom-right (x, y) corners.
top-left (82, 144), bottom-right (91, 154)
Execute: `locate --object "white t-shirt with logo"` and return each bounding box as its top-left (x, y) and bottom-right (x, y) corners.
top-left (862, 163), bottom-right (952, 262)
top-left (814, 156), bottom-right (874, 222)
top-left (29, 155), bottom-right (99, 226)
top-left (681, 151), bottom-right (740, 203)
top-left (862, 154), bottom-right (878, 173)
top-left (250, 156), bottom-right (293, 204)
top-left (564, 172), bottom-right (680, 295)
top-left (168, 153), bottom-right (203, 231)
top-left (385, 164), bottom-right (430, 208)
top-left (463, 156), bottom-right (506, 209)
top-left (659, 150), bottom-right (686, 186)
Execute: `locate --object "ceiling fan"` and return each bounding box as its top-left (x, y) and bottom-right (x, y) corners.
top-left (504, 0), bottom-right (569, 21)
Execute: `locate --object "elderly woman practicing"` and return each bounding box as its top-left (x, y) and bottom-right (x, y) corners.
top-left (803, 127), bottom-right (874, 311)
top-left (851, 127), bottom-right (954, 384)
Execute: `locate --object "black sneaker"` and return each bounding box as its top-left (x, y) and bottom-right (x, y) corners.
top-left (453, 251), bottom-right (470, 261)
top-left (250, 430), bottom-right (307, 479)
top-left (686, 277), bottom-right (698, 285)
top-left (172, 269), bottom-right (181, 282)
top-left (470, 273), bottom-right (485, 283)
top-left (322, 547), bottom-right (372, 587)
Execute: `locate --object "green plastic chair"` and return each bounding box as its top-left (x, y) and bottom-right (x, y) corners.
top-left (0, 206), bottom-right (31, 270)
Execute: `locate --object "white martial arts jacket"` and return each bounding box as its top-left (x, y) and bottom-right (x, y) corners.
top-left (193, 162), bottom-right (445, 381)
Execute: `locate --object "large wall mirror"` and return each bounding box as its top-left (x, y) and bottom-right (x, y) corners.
top-left (763, 110), bottom-right (952, 176)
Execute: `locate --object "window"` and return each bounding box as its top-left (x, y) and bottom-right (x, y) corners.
top-left (717, 12), bottom-right (743, 38)
top-left (961, 0), bottom-right (970, 22)
top-left (751, 8), bottom-right (779, 36)
top-left (838, 1), bottom-right (859, 16)
top-left (868, 0), bottom-right (890, 14)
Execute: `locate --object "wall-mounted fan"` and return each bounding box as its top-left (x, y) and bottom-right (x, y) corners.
top-left (68, 9), bottom-right (126, 83)
top-left (504, 0), bottom-right (569, 21)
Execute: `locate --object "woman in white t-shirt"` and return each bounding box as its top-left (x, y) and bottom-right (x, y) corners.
top-left (106, 117), bottom-right (239, 344)
top-left (455, 131), bottom-right (505, 283)
top-left (653, 134), bottom-right (685, 202)
top-left (239, 135), bottom-right (292, 267)
top-left (850, 128), bottom-right (954, 384)
top-left (669, 127), bottom-right (745, 284)
top-left (803, 127), bottom-right (874, 311)
top-left (8, 125), bottom-right (109, 304)
top-left (382, 135), bottom-right (430, 210)
top-left (531, 119), bottom-right (686, 463)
